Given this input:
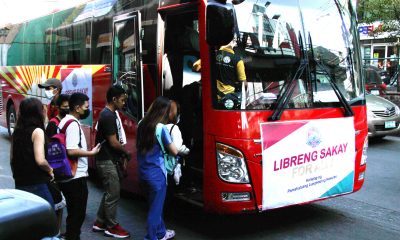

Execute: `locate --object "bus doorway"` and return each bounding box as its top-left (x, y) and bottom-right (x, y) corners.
top-left (160, 7), bottom-right (204, 205)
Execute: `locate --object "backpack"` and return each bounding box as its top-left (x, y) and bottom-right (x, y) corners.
top-left (155, 123), bottom-right (177, 175)
top-left (47, 119), bottom-right (82, 180)
top-left (49, 116), bottom-right (60, 126)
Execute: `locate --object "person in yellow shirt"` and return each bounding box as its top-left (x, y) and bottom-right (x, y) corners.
top-left (191, 41), bottom-right (246, 97)
top-left (215, 42), bottom-right (247, 97)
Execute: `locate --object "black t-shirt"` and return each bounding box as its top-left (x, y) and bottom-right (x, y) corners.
top-left (95, 108), bottom-right (123, 161)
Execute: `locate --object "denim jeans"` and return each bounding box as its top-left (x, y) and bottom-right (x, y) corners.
top-left (96, 160), bottom-right (120, 228)
top-left (16, 183), bottom-right (54, 208)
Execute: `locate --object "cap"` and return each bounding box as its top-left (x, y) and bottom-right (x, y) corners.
top-left (38, 78), bottom-right (62, 89)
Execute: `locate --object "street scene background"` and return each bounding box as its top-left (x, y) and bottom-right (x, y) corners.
top-left (0, 126), bottom-right (399, 240)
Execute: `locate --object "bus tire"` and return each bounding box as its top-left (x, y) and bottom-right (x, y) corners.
top-left (7, 104), bottom-right (16, 137)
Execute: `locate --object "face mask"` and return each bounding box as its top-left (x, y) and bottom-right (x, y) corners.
top-left (59, 109), bottom-right (69, 118)
top-left (80, 109), bottom-right (91, 119)
top-left (45, 90), bottom-right (54, 99)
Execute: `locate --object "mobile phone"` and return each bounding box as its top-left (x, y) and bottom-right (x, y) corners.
top-left (100, 140), bottom-right (107, 145)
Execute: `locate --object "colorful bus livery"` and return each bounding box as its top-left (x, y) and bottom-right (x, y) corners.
top-left (0, 0), bottom-right (368, 214)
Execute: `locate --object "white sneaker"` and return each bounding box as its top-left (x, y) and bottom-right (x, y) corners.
top-left (159, 229), bottom-right (175, 240)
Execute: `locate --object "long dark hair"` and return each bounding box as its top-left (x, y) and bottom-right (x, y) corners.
top-left (14, 98), bottom-right (45, 132)
top-left (137, 96), bottom-right (171, 154)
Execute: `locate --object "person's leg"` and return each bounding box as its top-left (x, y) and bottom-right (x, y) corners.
top-left (96, 160), bottom-right (120, 228)
top-left (59, 177), bottom-right (88, 240)
top-left (144, 178), bottom-right (167, 240)
top-left (16, 183), bottom-right (55, 208)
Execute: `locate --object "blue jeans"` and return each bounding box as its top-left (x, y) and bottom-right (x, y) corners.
top-left (16, 183), bottom-right (55, 209)
top-left (143, 177), bottom-right (167, 240)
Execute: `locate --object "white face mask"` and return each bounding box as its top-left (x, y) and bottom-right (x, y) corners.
top-left (45, 89), bottom-right (54, 99)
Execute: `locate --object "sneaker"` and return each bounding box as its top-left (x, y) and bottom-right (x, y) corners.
top-left (104, 224), bottom-right (130, 238)
top-left (159, 229), bottom-right (175, 240)
top-left (92, 221), bottom-right (106, 232)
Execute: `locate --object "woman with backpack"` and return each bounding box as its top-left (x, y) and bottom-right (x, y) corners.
top-left (136, 96), bottom-right (178, 240)
top-left (10, 97), bottom-right (55, 206)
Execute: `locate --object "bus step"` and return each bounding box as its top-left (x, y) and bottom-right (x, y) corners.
top-left (174, 189), bottom-right (204, 207)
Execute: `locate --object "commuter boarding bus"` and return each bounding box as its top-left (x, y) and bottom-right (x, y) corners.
top-left (0, 0), bottom-right (367, 214)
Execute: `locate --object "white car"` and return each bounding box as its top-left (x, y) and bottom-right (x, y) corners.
top-left (366, 94), bottom-right (400, 138)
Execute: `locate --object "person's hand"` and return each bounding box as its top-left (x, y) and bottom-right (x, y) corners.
top-left (91, 143), bottom-right (101, 155)
top-left (124, 152), bottom-right (132, 161)
top-left (48, 168), bottom-right (55, 181)
top-left (179, 146), bottom-right (190, 156)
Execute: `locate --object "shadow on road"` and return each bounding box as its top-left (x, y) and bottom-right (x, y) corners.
top-left (163, 197), bottom-right (341, 239)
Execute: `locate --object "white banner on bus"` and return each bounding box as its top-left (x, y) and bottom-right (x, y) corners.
top-left (61, 68), bottom-right (93, 126)
top-left (261, 117), bottom-right (355, 210)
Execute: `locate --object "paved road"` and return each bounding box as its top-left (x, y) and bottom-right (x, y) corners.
top-left (1, 126), bottom-right (399, 240)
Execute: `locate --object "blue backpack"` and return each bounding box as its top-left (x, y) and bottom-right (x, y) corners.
top-left (155, 123), bottom-right (177, 175)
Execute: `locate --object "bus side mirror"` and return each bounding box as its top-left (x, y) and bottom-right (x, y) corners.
top-left (206, 2), bottom-right (235, 46)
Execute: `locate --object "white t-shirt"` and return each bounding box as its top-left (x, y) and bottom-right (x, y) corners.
top-left (58, 114), bottom-right (88, 181)
top-left (166, 124), bottom-right (188, 153)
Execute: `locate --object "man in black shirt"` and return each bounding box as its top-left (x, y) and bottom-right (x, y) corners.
top-left (93, 85), bottom-right (130, 238)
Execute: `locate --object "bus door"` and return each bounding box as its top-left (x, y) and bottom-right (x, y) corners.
top-left (112, 11), bottom-right (144, 120)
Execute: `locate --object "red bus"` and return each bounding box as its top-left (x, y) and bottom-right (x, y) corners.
top-left (0, 0), bottom-right (367, 214)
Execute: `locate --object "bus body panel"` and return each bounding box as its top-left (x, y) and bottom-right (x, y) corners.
top-left (0, 0), bottom-right (368, 214)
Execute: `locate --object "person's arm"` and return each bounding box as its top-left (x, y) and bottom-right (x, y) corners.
top-left (100, 113), bottom-right (130, 157)
top-left (67, 145), bottom-right (100, 157)
top-left (65, 122), bottom-right (100, 157)
top-left (237, 60), bottom-right (247, 89)
top-left (107, 134), bottom-right (130, 155)
top-left (162, 125), bottom-right (178, 156)
top-left (166, 143), bottom-right (179, 156)
top-left (31, 128), bottom-right (54, 179)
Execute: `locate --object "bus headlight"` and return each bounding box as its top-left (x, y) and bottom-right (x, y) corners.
top-left (216, 143), bottom-right (249, 183)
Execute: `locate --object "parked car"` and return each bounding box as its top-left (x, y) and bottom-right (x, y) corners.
top-left (366, 93), bottom-right (400, 138)
top-left (0, 189), bottom-right (57, 239)
top-left (364, 66), bottom-right (387, 96)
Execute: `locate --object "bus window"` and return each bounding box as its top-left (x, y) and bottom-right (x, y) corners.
top-left (113, 16), bottom-right (140, 119)
top-left (211, 0), bottom-right (363, 110)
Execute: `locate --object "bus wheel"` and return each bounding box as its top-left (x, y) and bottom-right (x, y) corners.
top-left (7, 104), bottom-right (16, 137)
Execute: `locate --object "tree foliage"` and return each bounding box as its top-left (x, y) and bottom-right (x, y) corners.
top-left (358, 0), bottom-right (400, 35)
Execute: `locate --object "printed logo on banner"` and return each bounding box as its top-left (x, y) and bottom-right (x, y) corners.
top-left (306, 127), bottom-right (322, 148)
top-left (61, 68), bottom-right (93, 126)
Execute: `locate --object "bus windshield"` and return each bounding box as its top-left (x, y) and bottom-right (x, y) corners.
top-left (210, 0), bottom-right (363, 111)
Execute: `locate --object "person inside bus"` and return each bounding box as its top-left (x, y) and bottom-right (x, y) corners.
top-left (215, 38), bottom-right (247, 107)
top-left (136, 96), bottom-right (178, 240)
top-left (38, 78), bottom-right (63, 120)
top-left (164, 14), bottom-right (199, 99)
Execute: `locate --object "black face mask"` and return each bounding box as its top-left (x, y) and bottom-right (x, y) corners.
top-left (80, 109), bottom-right (90, 119)
top-left (59, 109), bottom-right (69, 118)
